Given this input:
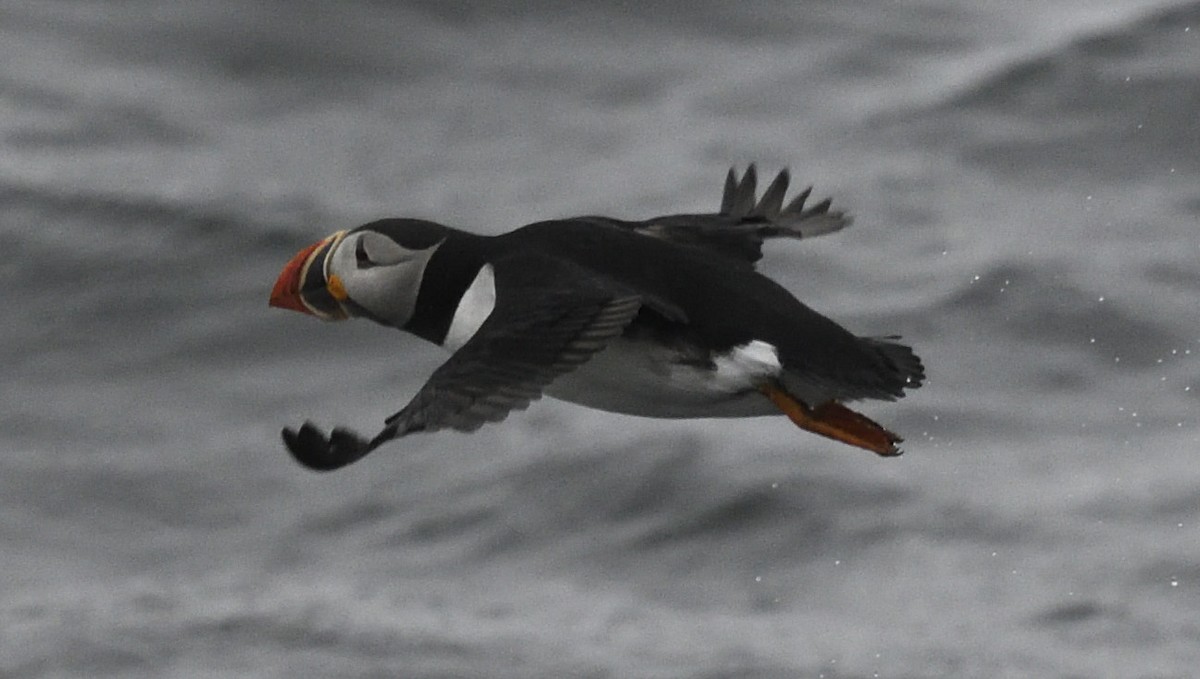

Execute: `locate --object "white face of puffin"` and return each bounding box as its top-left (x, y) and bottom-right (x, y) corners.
top-left (269, 226), bottom-right (445, 328)
top-left (323, 230), bottom-right (441, 326)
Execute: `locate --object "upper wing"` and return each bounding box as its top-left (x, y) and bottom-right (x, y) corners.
top-left (384, 260), bottom-right (642, 436)
top-left (283, 255), bottom-right (642, 470)
top-left (610, 164), bottom-right (852, 266)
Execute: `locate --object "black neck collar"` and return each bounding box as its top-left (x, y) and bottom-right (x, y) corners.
top-left (403, 229), bottom-right (489, 344)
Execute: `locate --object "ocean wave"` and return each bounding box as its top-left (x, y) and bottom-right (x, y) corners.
top-left (928, 259), bottom-right (1184, 369)
top-left (317, 439), bottom-right (924, 576)
top-left (892, 1), bottom-right (1200, 181)
top-left (0, 182), bottom-right (327, 255)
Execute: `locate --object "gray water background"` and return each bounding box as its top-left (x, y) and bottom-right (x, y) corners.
top-left (2, 1), bottom-right (1199, 677)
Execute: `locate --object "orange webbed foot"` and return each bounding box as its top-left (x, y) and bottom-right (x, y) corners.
top-left (759, 383), bottom-right (903, 456)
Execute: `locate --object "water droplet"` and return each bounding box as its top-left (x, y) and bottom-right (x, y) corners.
top-left (755, 575), bottom-right (762, 583)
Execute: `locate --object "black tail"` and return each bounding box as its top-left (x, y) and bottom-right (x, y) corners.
top-left (862, 336), bottom-right (925, 398)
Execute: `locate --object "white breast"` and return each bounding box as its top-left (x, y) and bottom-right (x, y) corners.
top-left (443, 264), bottom-right (496, 352)
top-left (544, 338), bottom-right (782, 419)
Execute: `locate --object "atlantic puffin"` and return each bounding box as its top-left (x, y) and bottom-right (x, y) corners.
top-left (269, 166), bottom-right (924, 471)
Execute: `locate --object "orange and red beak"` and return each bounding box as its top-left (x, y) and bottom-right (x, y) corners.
top-left (268, 231), bottom-right (350, 320)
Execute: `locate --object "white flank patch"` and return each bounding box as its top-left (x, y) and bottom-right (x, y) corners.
top-left (443, 264), bottom-right (496, 352)
top-left (711, 339), bottom-right (782, 390)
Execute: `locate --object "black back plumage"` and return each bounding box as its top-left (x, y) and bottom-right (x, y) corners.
top-left (395, 167), bottom-right (920, 401)
top-left (498, 218), bottom-right (921, 402)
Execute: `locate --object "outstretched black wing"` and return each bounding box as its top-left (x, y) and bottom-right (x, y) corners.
top-left (608, 164), bottom-right (852, 266)
top-left (283, 255), bottom-right (642, 471)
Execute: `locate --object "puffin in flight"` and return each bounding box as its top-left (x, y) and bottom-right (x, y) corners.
top-left (269, 166), bottom-right (924, 471)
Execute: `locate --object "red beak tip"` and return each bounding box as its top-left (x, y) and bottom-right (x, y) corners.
top-left (269, 239), bottom-right (325, 315)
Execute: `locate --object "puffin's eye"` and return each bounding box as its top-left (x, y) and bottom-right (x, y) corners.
top-left (354, 232), bottom-right (414, 269)
top-left (355, 238), bottom-right (377, 269)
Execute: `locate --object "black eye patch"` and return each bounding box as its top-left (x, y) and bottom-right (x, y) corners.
top-left (355, 238), bottom-right (376, 269)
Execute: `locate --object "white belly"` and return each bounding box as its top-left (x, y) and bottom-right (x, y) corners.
top-left (543, 337), bottom-right (781, 419)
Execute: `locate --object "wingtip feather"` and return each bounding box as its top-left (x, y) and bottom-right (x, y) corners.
top-left (783, 186), bottom-right (813, 215)
top-left (720, 167), bottom-right (738, 214)
top-left (752, 168), bottom-right (790, 218)
top-left (730, 164), bottom-right (758, 217)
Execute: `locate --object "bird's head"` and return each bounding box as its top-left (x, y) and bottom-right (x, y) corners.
top-left (268, 219), bottom-right (448, 326)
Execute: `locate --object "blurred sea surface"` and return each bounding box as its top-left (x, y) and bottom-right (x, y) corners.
top-left (2, 1), bottom-right (1199, 677)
